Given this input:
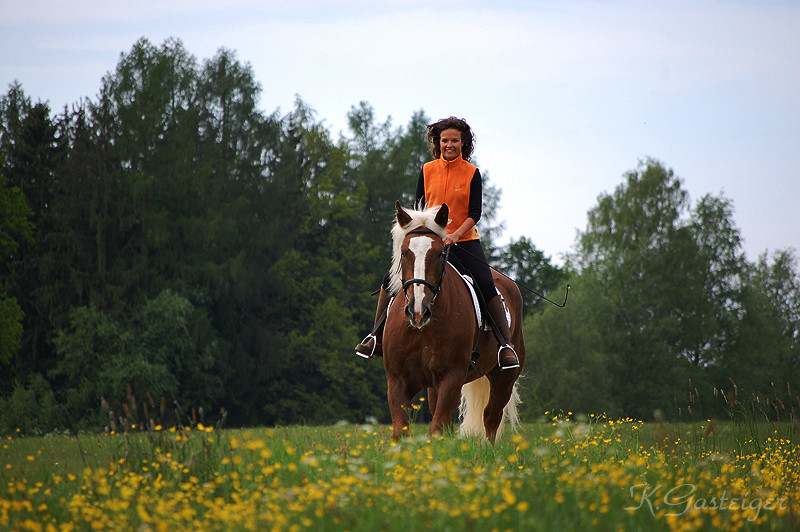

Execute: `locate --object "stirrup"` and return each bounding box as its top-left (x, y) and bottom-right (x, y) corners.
top-left (355, 334), bottom-right (377, 359)
top-left (498, 344), bottom-right (520, 370)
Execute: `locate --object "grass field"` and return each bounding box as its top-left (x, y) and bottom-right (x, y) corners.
top-left (2, 414), bottom-right (798, 531)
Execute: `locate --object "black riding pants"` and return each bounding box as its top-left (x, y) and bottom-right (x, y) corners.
top-left (447, 239), bottom-right (499, 304)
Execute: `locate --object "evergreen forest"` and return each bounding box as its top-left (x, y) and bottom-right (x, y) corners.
top-left (1, 38), bottom-right (798, 433)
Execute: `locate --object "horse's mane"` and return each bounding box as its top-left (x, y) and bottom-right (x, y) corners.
top-left (388, 205), bottom-right (448, 295)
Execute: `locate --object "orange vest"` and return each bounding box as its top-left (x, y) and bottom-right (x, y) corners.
top-left (422, 155), bottom-right (480, 242)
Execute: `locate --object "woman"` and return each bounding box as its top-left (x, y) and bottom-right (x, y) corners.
top-left (356, 117), bottom-right (519, 370)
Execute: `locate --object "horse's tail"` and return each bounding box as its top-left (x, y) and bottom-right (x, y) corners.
top-left (458, 377), bottom-right (521, 439)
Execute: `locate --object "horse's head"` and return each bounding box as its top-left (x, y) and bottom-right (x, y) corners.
top-left (392, 201), bottom-right (449, 329)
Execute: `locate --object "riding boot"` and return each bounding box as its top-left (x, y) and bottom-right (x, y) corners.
top-left (486, 296), bottom-right (520, 370)
top-left (355, 287), bottom-right (391, 359)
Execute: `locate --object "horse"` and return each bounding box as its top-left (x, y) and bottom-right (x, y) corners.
top-left (382, 201), bottom-right (525, 442)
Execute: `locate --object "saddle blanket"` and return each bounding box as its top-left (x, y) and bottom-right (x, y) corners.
top-left (453, 265), bottom-right (510, 331)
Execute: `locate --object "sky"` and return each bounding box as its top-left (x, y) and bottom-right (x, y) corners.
top-left (2, 0), bottom-right (798, 266)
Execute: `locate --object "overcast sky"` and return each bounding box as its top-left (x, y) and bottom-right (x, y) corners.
top-left (2, 0), bottom-right (798, 265)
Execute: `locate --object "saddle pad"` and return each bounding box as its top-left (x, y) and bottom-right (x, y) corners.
top-left (452, 265), bottom-right (510, 331)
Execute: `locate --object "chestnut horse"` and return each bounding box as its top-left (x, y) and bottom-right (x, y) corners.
top-left (382, 201), bottom-right (525, 442)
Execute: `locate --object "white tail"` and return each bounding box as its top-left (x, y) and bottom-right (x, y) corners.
top-left (457, 377), bottom-right (521, 439)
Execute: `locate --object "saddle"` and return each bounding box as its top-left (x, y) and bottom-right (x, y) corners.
top-left (446, 263), bottom-right (510, 331)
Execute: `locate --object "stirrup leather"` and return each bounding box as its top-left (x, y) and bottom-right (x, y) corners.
top-left (355, 334), bottom-right (377, 359)
top-left (497, 344), bottom-right (520, 370)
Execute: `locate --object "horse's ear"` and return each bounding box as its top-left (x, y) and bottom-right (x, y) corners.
top-left (396, 200), bottom-right (412, 228)
top-left (434, 203), bottom-right (449, 229)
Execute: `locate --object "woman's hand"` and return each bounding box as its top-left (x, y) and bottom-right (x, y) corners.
top-left (443, 232), bottom-right (460, 246)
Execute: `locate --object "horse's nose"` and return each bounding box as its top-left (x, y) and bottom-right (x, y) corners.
top-left (420, 305), bottom-right (431, 325)
top-left (406, 301), bottom-right (431, 328)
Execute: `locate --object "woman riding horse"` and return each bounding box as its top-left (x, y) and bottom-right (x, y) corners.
top-left (356, 116), bottom-right (520, 370)
top-left (375, 201), bottom-right (524, 441)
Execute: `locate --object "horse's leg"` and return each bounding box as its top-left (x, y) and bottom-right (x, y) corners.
top-left (426, 386), bottom-right (438, 419)
top-left (483, 380), bottom-right (517, 443)
top-left (427, 378), bottom-right (462, 438)
top-left (387, 378), bottom-right (413, 441)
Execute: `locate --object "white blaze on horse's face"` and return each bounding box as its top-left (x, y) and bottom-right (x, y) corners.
top-left (405, 235), bottom-right (437, 328)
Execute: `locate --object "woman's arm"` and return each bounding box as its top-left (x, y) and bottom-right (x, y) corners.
top-left (467, 168), bottom-right (482, 224)
top-left (415, 169), bottom-right (425, 208)
top-left (444, 217), bottom-right (477, 246)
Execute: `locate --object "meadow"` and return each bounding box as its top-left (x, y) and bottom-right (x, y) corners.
top-left (1, 411), bottom-right (798, 531)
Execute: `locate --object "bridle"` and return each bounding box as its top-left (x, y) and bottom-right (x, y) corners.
top-left (401, 228), bottom-right (451, 300)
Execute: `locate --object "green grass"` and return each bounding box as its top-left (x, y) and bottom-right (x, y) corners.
top-left (2, 417), bottom-right (799, 531)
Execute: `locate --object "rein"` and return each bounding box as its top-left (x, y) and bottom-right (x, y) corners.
top-left (401, 229), bottom-right (451, 298)
top-left (445, 240), bottom-right (571, 308)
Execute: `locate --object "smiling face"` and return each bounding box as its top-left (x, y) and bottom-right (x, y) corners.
top-left (439, 128), bottom-right (463, 161)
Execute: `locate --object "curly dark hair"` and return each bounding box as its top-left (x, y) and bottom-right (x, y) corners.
top-left (426, 117), bottom-right (475, 161)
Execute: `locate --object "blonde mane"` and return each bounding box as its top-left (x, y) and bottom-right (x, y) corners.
top-left (388, 205), bottom-right (448, 295)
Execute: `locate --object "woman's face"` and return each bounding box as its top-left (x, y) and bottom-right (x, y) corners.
top-left (439, 128), bottom-right (463, 161)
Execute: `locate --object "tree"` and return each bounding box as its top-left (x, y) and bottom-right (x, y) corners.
top-left (529, 159), bottom-right (749, 419)
top-left (0, 374), bottom-right (60, 434)
top-left (497, 237), bottom-right (565, 315)
top-left (724, 250), bottom-right (800, 395)
top-left (679, 194), bottom-right (745, 367)
top-left (0, 98), bottom-right (68, 380)
top-left (522, 272), bottom-right (617, 418)
top-left (254, 100), bottom-right (391, 425)
top-left (0, 81), bottom-right (30, 157)
top-left (0, 168), bottom-right (33, 365)
top-left (577, 159), bottom-right (691, 416)
top-left (50, 290), bottom-right (224, 431)
top-left (94, 37), bottom-right (200, 293)
top-left (345, 102), bottom-right (426, 251)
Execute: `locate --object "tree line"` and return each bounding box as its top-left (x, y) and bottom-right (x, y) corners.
top-left (1, 38), bottom-right (797, 433)
top-left (523, 161), bottom-right (800, 422)
top-left (0, 38), bottom-right (560, 433)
